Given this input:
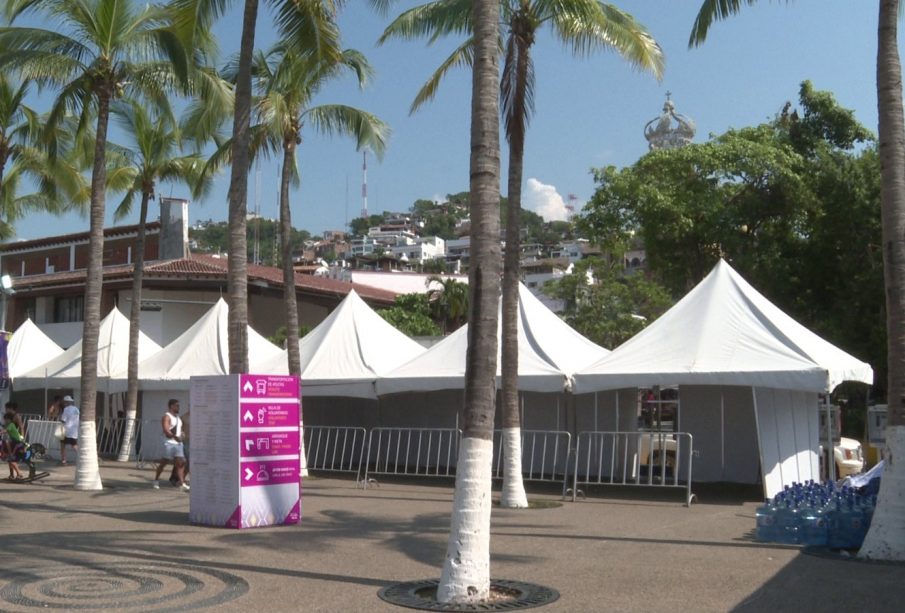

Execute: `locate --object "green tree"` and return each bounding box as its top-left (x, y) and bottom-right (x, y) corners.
top-left (382, 0), bottom-right (663, 509)
top-left (426, 275), bottom-right (469, 333)
top-left (0, 0), bottom-right (189, 490)
top-left (109, 99), bottom-right (208, 463)
top-left (544, 258), bottom-right (672, 348)
top-left (379, 293), bottom-right (441, 336)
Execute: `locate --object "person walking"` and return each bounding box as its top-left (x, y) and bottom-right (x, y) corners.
top-left (58, 395), bottom-right (79, 465)
top-left (153, 399), bottom-right (189, 491)
top-left (46, 395), bottom-right (62, 420)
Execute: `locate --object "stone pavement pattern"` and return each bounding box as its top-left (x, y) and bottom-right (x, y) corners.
top-left (0, 461), bottom-right (903, 612)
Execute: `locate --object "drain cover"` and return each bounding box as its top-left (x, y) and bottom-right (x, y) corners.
top-left (378, 579), bottom-right (559, 611)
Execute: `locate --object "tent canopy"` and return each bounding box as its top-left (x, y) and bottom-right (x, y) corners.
top-left (8, 318), bottom-right (64, 381)
top-left (15, 307), bottom-right (162, 391)
top-left (376, 283), bottom-right (606, 395)
top-left (517, 283), bottom-right (609, 376)
top-left (258, 289), bottom-right (426, 398)
top-left (138, 298), bottom-right (283, 391)
top-left (572, 259), bottom-right (873, 394)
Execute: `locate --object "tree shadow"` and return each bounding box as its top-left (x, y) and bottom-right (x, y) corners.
top-left (731, 552), bottom-right (905, 611)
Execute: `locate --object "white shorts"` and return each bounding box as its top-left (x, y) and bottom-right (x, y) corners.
top-left (162, 440), bottom-right (185, 460)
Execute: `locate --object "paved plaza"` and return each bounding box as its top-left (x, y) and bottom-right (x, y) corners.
top-left (0, 461), bottom-right (902, 612)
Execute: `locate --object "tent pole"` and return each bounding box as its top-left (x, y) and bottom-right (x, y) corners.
top-left (752, 386), bottom-right (768, 499)
top-left (720, 391), bottom-right (726, 481)
top-left (825, 395), bottom-right (836, 482)
top-left (594, 392), bottom-right (598, 432)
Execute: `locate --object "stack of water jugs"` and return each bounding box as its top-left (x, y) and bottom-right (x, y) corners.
top-left (755, 480), bottom-right (877, 548)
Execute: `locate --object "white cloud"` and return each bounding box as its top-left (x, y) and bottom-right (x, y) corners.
top-left (524, 178), bottom-right (571, 222)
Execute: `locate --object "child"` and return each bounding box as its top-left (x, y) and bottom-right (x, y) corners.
top-left (3, 412), bottom-right (26, 480)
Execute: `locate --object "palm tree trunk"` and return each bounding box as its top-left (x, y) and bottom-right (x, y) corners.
top-left (117, 189), bottom-right (150, 462)
top-left (281, 147), bottom-right (301, 376)
top-left (75, 85), bottom-right (112, 491)
top-left (500, 26), bottom-right (531, 510)
top-left (860, 0), bottom-right (905, 561)
top-left (437, 0), bottom-right (500, 604)
top-left (279, 143), bottom-right (307, 478)
top-left (226, 0), bottom-right (259, 374)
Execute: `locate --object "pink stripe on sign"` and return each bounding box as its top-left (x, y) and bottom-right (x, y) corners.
top-left (240, 459), bottom-right (299, 487)
top-left (240, 430), bottom-right (300, 458)
top-left (239, 403), bottom-right (299, 428)
top-left (239, 375), bottom-right (299, 399)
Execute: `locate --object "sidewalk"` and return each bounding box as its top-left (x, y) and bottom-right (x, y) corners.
top-left (0, 460), bottom-right (902, 612)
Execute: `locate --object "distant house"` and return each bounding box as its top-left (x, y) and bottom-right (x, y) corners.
top-left (0, 198), bottom-right (396, 347)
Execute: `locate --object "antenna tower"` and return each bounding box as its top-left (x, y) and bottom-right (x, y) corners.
top-left (360, 150), bottom-right (369, 219)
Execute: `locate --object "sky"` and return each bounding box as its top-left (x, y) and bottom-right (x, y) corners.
top-left (8, 1), bottom-right (895, 241)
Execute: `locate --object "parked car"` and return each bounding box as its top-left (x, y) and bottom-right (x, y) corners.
top-left (834, 437), bottom-right (865, 478)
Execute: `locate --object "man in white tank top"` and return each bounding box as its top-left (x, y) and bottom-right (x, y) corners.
top-left (152, 399), bottom-right (189, 491)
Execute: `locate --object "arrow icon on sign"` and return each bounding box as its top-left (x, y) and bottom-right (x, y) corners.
top-left (245, 439), bottom-right (255, 451)
top-left (244, 468), bottom-right (254, 481)
top-left (243, 410), bottom-right (253, 422)
top-left (243, 380), bottom-right (254, 393)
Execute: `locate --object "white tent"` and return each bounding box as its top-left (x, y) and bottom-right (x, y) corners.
top-left (257, 289), bottom-right (426, 398)
top-left (375, 283), bottom-right (607, 395)
top-left (8, 318), bottom-right (64, 381)
top-left (15, 307), bottom-right (162, 392)
top-left (138, 298), bottom-right (284, 391)
top-left (572, 259), bottom-right (873, 497)
top-left (517, 283), bottom-right (610, 378)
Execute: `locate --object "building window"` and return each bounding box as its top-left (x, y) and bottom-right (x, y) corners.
top-left (54, 295), bottom-right (84, 323)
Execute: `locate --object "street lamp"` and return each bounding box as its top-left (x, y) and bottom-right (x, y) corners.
top-left (0, 274), bottom-right (15, 331)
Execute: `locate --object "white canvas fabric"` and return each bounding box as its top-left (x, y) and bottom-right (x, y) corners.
top-left (8, 318), bottom-right (64, 381)
top-left (572, 259), bottom-right (873, 394)
top-left (137, 299), bottom-right (283, 391)
top-left (257, 289), bottom-right (426, 398)
top-left (15, 307), bottom-right (162, 391)
top-left (377, 289), bottom-right (576, 395)
top-left (517, 283), bottom-right (610, 376)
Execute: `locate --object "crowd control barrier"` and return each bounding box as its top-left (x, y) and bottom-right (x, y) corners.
top-left (572, 431), bottom-right (695, 506)
top-left (362, 427), bottom-right (461, 487)
top-left (304, 426), bottom-right (368, 479)
top-left (492, 429), bottom-right (571, 494)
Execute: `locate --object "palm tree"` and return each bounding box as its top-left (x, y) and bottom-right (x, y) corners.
top-left (0, 76), bottom-right (88, 239)
top-left (690, 0), bottom-right (905, 564)
top-left (0, 0), bottom-right (189, 490)
top-left (426, 274), bottom-right (469, 333)
top-left (241, 44), bottom-right (388, 376)
top-left (382, 0), bottom-right (664, 508)
top-left (172, 0), bottom-right (375, 374)
top-left (109, 99), bottom-right (208, 463)
top-left (435, 0), bottom-right (500, 604)
top-left (861, 0), bottom-right (905, 561)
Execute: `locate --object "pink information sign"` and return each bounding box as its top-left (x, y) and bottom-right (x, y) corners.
top-left (239, 375), bottom-right (300, 399)
top-left (238, 403), bottom-right (298, 428)
top-left (239, 430), bottom-right (301, 458)
top-left (240, 459), bottom-right (299, 487)
top-left (190, 374), bottom-right (302, 530)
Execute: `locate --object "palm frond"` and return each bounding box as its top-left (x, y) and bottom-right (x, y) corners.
top-left (378, 0), bottom-right (473, 45)
top-left (410, 37), bottom-right (475, 114)
top-left (305, 105), bottom-right (391, 158)
top-left (688, 0), bottom-right (758, 48)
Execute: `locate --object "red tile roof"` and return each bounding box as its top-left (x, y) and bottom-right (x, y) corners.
top-left (10, 253), bottom-right (398, 305)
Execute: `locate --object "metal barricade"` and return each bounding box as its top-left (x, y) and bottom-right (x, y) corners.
top-left (22, 419), bottom-right (60, 460)
top-left (136, 418), bottom-right (168, 467)
top-left (304, 426), bottom-right (368, 479)
top-left (363, 427), bottom-right (461, 487)
top-left (93, 418), bottom-right (141, 460)
top-left (572, 431), bottom-right (695, 506)
top-left (492, 429), bottom-right (571, 488)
